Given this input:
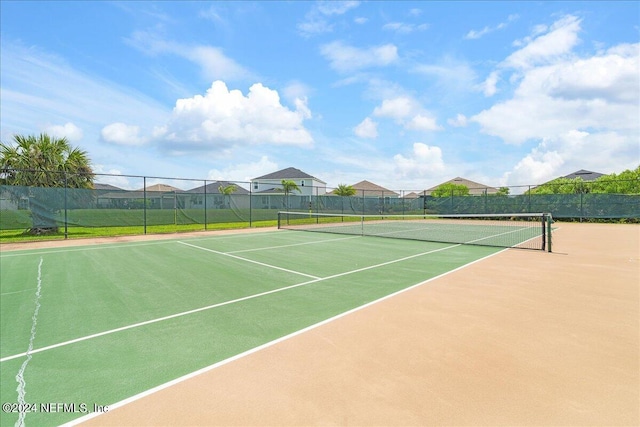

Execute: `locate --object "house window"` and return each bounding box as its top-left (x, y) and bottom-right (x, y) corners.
top-left (254, 182), bottom-right (259, 190)
top-left (301, 181), bottom-right (305, 186)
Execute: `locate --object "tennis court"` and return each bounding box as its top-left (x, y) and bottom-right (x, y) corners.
top-left (1, 220), bottom-right (637, 426)
top-left (1, 217), bottom-right (525, 427)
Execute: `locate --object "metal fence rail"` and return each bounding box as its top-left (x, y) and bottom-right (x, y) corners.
top-left (1, 171), bottom-right (638, 237)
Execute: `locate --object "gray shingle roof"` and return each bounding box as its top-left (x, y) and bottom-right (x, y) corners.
top-left (425, 177), bottom-right (498, 195)
top-left (351, 180), bottom-right (398, 194)
top-left (253, 167), bottom-right (325, 183)
top-left (94, 183), bottom-right (124, 191)
top-left (562, 170), bottom-right (604, 181)
top-left (186, 181), bottom-right (250, 194)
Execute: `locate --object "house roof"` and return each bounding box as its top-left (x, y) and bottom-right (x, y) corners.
top-left (351, 180), bottom-right (398, 194)
top-left (186, 181), bottom-right (250, 195)
top-left (94, 183), bottom-right (124, 191)
top-left (328, 180), bottom-right (399, 196)
top-left (137, 183), bottom-right (183, 192)
top-left (254, 187), bottom-right (284, 194)
top-left (562, 169), bottom-right (604, 181)
top-left (252, 167), bottom-right (326, 184)
top-left (401, 192), bottom-right (421, 199)
top-left (425, 177), bottom-right (498, 195)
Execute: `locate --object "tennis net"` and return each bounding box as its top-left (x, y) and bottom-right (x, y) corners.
top-left (278, 212), bottom-right (553, 251)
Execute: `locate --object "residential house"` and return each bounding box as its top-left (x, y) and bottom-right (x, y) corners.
top-left (424, 177), bottom-right (498, 196)
top-left (348, 180), bottom-right (400, 198)
top-left (185, 181), bottom-right (250, 209)
top-left (251, 167), bottom-right (326, 196)
top-left (251, 167), bottom-right (327, 210)
top-left (562, 169), bottom-right (604, 181)
top-left (97, 183), bottom-right (183, 209)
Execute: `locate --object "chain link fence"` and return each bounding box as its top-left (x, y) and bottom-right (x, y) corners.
top-left (1, 170), bottom-right (638, 237)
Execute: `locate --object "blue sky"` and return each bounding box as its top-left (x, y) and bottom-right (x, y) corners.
top-left (1, 1), bottom-right (638, 191)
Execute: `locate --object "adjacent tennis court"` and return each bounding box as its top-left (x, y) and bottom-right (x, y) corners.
top-left (1, 221), bottom-right (524, 427)
top-left (2, 219), bottom-right (638, 427)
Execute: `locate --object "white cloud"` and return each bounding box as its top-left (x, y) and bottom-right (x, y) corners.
top-left (354, 117), bottom-right (378, 138)
top-left (383, 22), bottom-right (428, 34)
top-left (503, 15), bottom-right (582, 70)
top-left (506, 148), bottom-right (565, 185)
top-left (480, 71), bottom-right (500, 96)
top-left (473, 15), bottom-right (639, 185)
top-left (393, 143), bottom-right (445, 179)
top-left (465, 14), bottom-right (518, 40)
top-left (154, 81), bottom-right (313, 149)
top-left (372, 96), bottom-right (441, 132)
top-left (126, 31), bottom-right (251, 82)
top-left (411, 58), bottom-right (478, 93)
top-left (0, 42), bottom-right (168, 140)
top-left (316, 1), bottom-right (360, 16)
top-left (447, 114), bottom-right (468, 128)
top-left (473, 42), bottom-right (640, 144)
top-left (101, 123), bottom-right (147, 146)
top-left (297, 1), bottom-right (360, 36)
top-left (544, 45), bottom-right (640, 103)
top-left (406, 114), bottom-right (441, 131)
top-left (208, 156), bottom-right (278, 182)
top-left (186, 46), bottom-right (252, 82)
top-left (501, 129), bottom-right (636, 185)
top-left (320, 41), bottom-right (398, 73)
top-left (92, 165), bottom-right (135, 189)
top-left (373, 96), bottom-right (417, 120)
top-left (44, 122), bottom-right (83, 142)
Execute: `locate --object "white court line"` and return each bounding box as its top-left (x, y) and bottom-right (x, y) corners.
top-left (0, 230), bottom-right (339, 258)
top-left (62, 246), bottom-right (508, 427)
top-left (227, 235), bottom-right (361, 254)
top-left (0, 288), bottom-right (37, 296)
top-left (0, 240), bottom-right (178, 258)
top-left (177, 241), bottom-right (321, 279)
top-left (15, 257), bottom-right (44, 427)
top-left (0, 243), bottom-right (461, 363)
top-left (0, 230), bottom-right (283, 258)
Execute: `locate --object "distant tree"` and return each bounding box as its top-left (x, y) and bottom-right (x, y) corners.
top-left (218, 184), bottom-right (237, 208)
top-left (527, 177), bottom-right (587, 195)
top-left (334, 184), bottom-right (356, 196)
top-left (334, 183), bottom-right (356, 214)
top-left (0, 133), bottom-right (94, 234)
top-left (280, 179), bottom-right (300, 210)
top-left (590, 166), bottom-right (640, 194)
top-left (495, 187), bottom-right (510, 196)
top-left (431, 183), bottom-right (469, 197)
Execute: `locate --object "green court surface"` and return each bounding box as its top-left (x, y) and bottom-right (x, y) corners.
top-left (1, 230), bottom-right (503, 426)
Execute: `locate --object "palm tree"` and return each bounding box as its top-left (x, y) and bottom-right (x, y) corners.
top-left (1, 133), bottom-right (94, 234)
top-left (280, 179), bottom-right (300, 210)
top-left (218, 183), bottom-right (237, 208)
top-left (334, 183), bottom-right (356, 214)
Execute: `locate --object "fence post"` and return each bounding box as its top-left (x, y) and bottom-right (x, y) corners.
top-left (64, 172), bottom-right (68, 239)
top-left (203, 180), bottom-right (207, 230)
top-left (484, 188), bottom-right (487, 214)
top-left (143, 176), bottom-right (147, 235)
top-left (450, 189), bottom-right (454, 213)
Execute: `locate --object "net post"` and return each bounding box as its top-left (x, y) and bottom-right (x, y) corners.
top-left (277, 211), bottom-right (281, 229)
top-left (541, 214), bottom-right (546, 251)
top-left (546, 214), bottom-right (553, 252)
